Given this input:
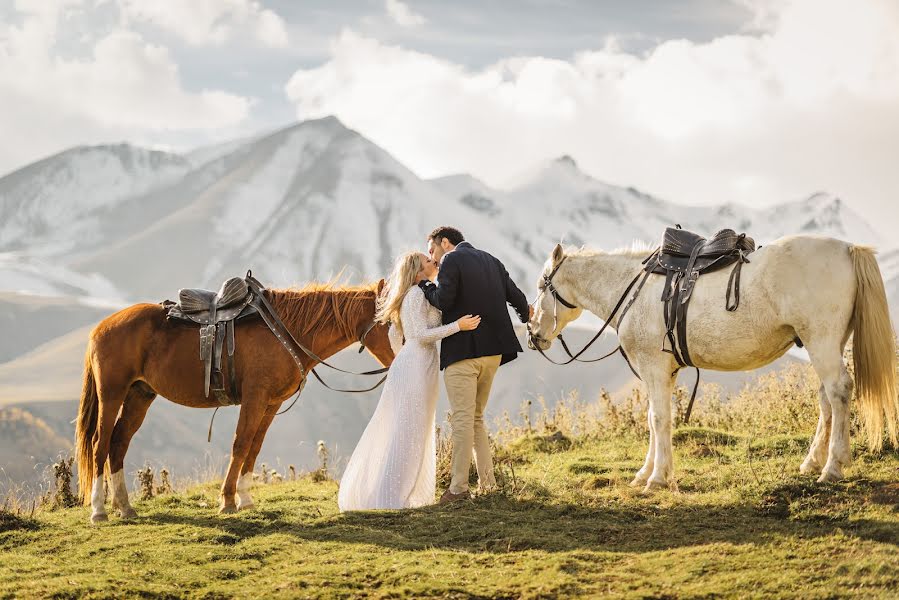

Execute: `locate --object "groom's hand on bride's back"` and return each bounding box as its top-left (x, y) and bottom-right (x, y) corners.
top-left (457, 315), bottom-right (481, 331)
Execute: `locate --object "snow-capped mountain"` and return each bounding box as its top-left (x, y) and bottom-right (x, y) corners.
top-left (59, 117), bottom-right (531, 300)
top-left (440, 155), bottom-right (887, 266)
top-left (0, 116), bottom-right (891, 307)
top-left (0, 144), bottom-right (191, 256)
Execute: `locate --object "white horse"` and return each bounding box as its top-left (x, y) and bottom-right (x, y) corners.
top-left (528, 235), bottom-right (897, 492)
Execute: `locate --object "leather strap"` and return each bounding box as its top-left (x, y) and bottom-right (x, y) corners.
top-left (725, 251), bottom-right (746, 311)
top-left (684, 367), bottom-right (700, 424)
top-left (227, 320), bottom-right (238, 402)
top-left (531, 270), bottom-right (642, 366)
top-left (675, 286), bottom-right (694, 367)
top-left (199, 324), bottom-right (214, 397)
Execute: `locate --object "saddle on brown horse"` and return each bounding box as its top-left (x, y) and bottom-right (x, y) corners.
top-left (163, 271), bottom-right (308, 406)
top-left (163, 271), bottom-right (389, 407)
top-left (643, 226), bottom-right (756, 367)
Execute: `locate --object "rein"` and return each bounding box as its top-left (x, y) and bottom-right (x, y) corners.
top-left (528, 256), bottom-right (643, 366)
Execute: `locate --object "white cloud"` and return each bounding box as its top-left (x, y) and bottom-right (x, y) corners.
top-left (118, 0), bottom-right (289, 47)
top-left (0, 1), bottom-right (252, 174)
top-left (385, 0), bottom-right (426, 27)
top-left (285, 0), bottom-right (899, 230)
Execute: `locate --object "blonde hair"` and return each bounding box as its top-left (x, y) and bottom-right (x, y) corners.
top-left (375, 251), bottom-right (425, 339)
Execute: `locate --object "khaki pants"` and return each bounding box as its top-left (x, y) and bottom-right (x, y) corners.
top-left (444, 355), bottom-right (502, 494)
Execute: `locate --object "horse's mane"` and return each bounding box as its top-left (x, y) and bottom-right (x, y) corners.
top-left (563, 241), bottom-right (654, 259)
top-left (268, 281), bottom-right (380, 340)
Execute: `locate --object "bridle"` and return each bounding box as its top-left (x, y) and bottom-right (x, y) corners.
top-left (530, 257), bottom-right (579, 346)
top-left (527, 255), bottom-right (645, 368)
top-left (356, 320), bottom-right (379, 353)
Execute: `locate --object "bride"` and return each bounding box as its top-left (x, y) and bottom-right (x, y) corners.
top-left (338, 251), bottom-right (480, 511)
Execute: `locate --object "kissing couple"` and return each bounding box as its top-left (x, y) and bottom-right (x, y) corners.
top-left (338, 226), bottom-right (533, 510)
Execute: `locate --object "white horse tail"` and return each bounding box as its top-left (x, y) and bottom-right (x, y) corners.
top-left (849, 245), bottom-right (898, 451)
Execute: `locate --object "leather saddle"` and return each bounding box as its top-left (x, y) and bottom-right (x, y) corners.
top-left (164, 276), bottom-right (259, 405)
top-left (653, 228), bottom-right (755, 275)
top-left (643, 227), bottom-right (756, 367)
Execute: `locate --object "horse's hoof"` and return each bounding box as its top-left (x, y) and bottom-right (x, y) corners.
top-left (817, 470), bottom-right (843, 483)
top-left (629, 477), bottom-right (647, 488)
top-left (641, 479), bottom-right (668, 494)
top-left (799, 459), bottom-right (820, 475)
top-left (119, 507), bottom-right (138, 520)
top-left (219, 504), bottom-right (238, 514)
top-left (238, 503), bottom-right (256, 512)
top-left (90, 513), bottom-right (108, 524)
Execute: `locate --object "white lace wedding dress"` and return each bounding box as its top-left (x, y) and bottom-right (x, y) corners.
top-left (338, 285), bottom-right (460, 511)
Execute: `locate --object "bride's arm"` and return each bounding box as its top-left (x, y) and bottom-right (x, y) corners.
top-left (387, 322), bottom-right (404, 353)
top-left (403, 288), bottom-right (460, 344)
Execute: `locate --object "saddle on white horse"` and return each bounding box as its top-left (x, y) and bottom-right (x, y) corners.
top-left (642, 226), bottom-right (756, 367)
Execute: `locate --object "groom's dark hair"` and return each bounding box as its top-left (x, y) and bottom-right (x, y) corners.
top-left (429, 226), bottom-right (464, 246)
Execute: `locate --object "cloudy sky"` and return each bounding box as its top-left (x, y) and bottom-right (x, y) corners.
top-left (2, 0), bottom-right (897, 234)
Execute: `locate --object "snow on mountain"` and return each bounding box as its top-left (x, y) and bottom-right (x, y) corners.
top-left (186, 133), bottom-right (263, 168)
top-left (0, 118), bottom-right (889, 307)
top-left (498, 155), bottom-right (671, 260)
top-left (0, 144), bottom-right (191, 256)
top-left (64, 117), bottom-right (532, 301)
top-left (439, 155), bottom-right (888, 267)
top-left (0, 252), bottom-right (125, 301)
top-left (750, 192), bottom-right (884, 247)
top-left (429, 174), bottom-right (501, 217)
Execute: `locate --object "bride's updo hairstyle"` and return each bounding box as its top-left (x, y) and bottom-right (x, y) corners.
top-left (375, 251), bottom-right (425, 339)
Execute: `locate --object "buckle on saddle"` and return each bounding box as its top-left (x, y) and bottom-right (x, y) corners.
top-left (679, 269), bottom-right (699, 291)
top-left (679, 270), bottom-right (700, 304)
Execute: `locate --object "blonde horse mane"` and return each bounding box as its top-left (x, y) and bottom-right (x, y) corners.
top-left (268, 281), bottom-right (381, 341)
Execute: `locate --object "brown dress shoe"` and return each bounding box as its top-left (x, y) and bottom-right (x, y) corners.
top-left (439, 489), bottom-right (471, 504)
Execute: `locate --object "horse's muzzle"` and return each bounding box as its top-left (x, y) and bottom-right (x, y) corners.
top-left (527, 333), bottom-right (551, 351)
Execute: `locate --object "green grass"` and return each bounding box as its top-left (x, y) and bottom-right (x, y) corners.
top-left (2, 431), bottom-right (898, 599)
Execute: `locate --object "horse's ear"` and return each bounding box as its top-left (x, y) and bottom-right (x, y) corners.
top-left (376, 278), bottom-right (386, 295)
top-left (551, 244), bottom-right (564, 267)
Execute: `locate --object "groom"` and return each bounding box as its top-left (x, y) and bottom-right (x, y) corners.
top-left (419, 226), bottom-right (532, 503)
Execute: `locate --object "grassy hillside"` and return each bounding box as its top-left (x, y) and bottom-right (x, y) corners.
top-left (3, 431), bottom-right (898, 596)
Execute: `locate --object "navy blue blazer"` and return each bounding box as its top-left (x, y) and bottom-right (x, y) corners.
top-left (419, 241), bottom-right (530, 370)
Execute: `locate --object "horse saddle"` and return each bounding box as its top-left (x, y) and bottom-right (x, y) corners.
top-left (163, 276), bottom-right (259, 406)
top-left (653, 228), bottom-right (756, 276)
top-left (643, 227), bottom-right (756, 368)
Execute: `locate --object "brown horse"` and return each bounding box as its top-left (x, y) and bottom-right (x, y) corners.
top-left (75, 280), bottom-right (395, 524)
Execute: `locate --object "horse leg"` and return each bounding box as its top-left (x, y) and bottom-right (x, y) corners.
top-left (237, 405), bottom-right (278, 511)
top-left (807, 346), bottom-right (854, 482)
top-left (89, 375), bottom-right (130, 524)
top-left (800, 384), bottom-right (832, 475)
top-left (220, 398), bottom-right (267, 514)
top-left (630, 406), bottom-right (656, 487)
top-left (108, 383), bottom-right (156, 519)
top-left (644, 368), bottom-right (677, 492)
